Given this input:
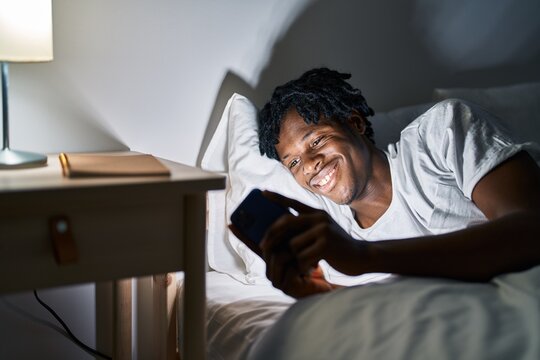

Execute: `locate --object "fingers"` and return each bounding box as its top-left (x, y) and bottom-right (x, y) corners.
top-left (290, 226), bottom-right (327, 274)
top-left (261, 211), bottom-right (326, 252)
top-left (265, 250), bottom-right (315, 298)
top-left (270, 262), bottom-right (334, 298)
top-left (261, 212), bottom-right (328, 276)
top-left (263, 221), bottom-right (325, 279)
top-left (260, 213), bottom-right (295, 253)
top-left (265, 250), bottom-right (295, 291)
top-left (269, 218), bottom-right (363, 276)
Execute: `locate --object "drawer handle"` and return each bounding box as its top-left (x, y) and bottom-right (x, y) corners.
top-left (49, 215), bottom-right (78, 265)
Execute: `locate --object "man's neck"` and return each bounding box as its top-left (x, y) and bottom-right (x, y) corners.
top-left (350, 148), bottom-right (393, 229)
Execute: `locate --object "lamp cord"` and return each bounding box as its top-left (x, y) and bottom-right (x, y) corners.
top-left (33, 290), bottom-right (112, 360)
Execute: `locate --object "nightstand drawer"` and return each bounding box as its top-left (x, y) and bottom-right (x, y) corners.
top-left (0, 197), bottom-right (184, 293)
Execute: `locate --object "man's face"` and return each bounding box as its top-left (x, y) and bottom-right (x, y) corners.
top-left (275, 109), bottom-right (373, 205)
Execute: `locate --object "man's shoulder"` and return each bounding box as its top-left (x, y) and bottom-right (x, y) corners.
top-left (410, 98), bottom-right (477, 124)
top-left (401, 99), bottom-right (491, 139)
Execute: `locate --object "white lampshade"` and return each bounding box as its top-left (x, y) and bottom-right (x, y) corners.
top-left (0, 0), bottom-right (53, 62)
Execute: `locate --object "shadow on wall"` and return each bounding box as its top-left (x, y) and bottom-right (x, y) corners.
top-left (9, 64), bottom-right (130, 154)
top-left (198, 0), bottom-right (540, 164)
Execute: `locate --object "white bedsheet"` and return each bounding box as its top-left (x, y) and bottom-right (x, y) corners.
top-left (178, 271), bottom-right (294, 360)
top-left (248, 265), bottom-right (540, 360)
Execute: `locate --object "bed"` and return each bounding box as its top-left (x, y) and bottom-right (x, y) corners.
top-left (179, 82), bottom-right (540, 360)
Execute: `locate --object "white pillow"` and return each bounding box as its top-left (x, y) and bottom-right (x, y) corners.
top-left (433, 82), bottom-right (540, 144)
top-left (202, 94), bottom-right (352, 284)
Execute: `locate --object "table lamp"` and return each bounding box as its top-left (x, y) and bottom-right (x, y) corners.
top-left (0, 0), bottom-right (53, 168)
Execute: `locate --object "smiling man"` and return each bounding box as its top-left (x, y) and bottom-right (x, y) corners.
top-left (255, 68), bottom-right (540, 298)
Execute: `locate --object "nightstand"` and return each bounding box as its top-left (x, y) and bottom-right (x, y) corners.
top-left (0, 152), bottom-right (225, 360)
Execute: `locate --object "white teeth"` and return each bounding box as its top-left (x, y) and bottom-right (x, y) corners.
top-left (318, 174), bottom-right (330, 186)
top-left (316, 167), bottom-right (335, 187)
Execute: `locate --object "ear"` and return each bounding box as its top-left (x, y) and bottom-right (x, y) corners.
top-left (347, 110), bottom-right (367, 135)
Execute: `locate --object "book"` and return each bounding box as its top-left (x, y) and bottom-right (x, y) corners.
top-left (59, 153), bottom-right (171, 178)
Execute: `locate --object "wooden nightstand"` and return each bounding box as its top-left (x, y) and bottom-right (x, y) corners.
top-left (0, 152), bottom-right (225, 360)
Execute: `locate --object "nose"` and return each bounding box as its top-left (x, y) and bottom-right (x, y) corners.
top-left (303, 153), bottom-right (322, 176)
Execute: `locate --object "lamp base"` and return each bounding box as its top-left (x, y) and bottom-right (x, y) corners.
top-left (0, 148), bottom-right (47, 169)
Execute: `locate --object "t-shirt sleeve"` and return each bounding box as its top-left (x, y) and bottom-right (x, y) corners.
top-left (414, 99), bottom-right (539, 199)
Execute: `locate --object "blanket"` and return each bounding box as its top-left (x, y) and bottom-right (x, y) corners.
top-left (248, 265), bottom-right (540, 360)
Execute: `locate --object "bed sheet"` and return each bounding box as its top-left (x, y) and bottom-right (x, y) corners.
top-left (177, 271), bottom-right (294, 360)
top-left (248, 265), bottom-right (540, 360)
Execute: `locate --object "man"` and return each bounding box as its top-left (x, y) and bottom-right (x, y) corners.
top-left (252, 68), bottom-right (540, 298)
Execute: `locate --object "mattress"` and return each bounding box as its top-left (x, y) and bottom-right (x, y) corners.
top-left (177, 271), bottom-right (294, 360)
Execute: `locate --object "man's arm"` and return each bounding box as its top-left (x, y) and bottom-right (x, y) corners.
top-left (260, 151), bottom-right (540, 297)
top-left (364, 151), bottom-right (540, 281)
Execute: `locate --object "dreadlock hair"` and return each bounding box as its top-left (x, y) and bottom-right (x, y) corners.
top-left (258, 67), bottom-right (375, 161)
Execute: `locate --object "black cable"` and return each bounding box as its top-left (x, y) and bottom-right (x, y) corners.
top-left (33, 290), bottom-right (112, 360)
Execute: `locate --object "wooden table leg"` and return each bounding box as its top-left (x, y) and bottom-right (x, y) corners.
top-left (96, 279), bottom-right (132, 360)
top-left (136, 276), bottom-right (153, 360)
top-left (182, 193), bottom-right (207, 360)
top-left (166, 273), bottom-right (179, 360)
top-left (114, 278), bottom-right (132, 360)
top-left (136, 274), bottom-right (178, 360)
top-left (153, 274), bottom-right (168, 360)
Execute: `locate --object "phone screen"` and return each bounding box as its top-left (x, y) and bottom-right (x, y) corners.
top-left (230, 189), bottom-right (290, 248)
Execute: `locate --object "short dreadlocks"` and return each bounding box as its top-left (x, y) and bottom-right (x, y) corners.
top-left (258, 68), bottom-right (375, 161)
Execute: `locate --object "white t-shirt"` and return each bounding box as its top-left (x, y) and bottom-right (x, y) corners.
top-left (322, 99), bottom-right (540, 285)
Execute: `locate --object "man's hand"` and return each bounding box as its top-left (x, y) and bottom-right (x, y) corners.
top-left (229, 213), bottom-right (337, 298)
top-left (265, 260), bottom-right (336, 298)
top-left (260, 191), bottom-right (368, 297)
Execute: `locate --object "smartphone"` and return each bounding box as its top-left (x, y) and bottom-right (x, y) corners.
top-left (230, 189), bottom-right (291, 254)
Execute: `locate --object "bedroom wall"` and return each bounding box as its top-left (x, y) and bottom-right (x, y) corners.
top-left (1, 0), bottom-right (539, 358)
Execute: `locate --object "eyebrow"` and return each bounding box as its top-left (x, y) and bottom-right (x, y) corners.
top-left (281, 129), bottom-right (316, 162)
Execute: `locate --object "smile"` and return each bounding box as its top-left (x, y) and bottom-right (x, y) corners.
top-left (318, 167), bottom-right (335, 186)
top-left (311, 161), bottom-right (338, 191)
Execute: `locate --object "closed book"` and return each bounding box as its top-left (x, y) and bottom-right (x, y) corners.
top-left (59, 153), bottom-right (170, 178)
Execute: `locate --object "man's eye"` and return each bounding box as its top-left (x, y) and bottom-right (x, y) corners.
top-left (289, 159), bottom-right (299, 169)
top-left (312, 136), bottom-right (323, 147)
